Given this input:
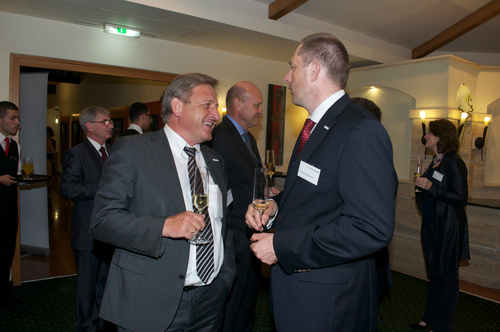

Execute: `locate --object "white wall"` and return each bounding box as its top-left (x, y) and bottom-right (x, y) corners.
top-left (0, 11), bottom-right (298, 167)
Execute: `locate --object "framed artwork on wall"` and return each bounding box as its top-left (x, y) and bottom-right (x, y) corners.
top-left (265, 84), bottom-right (286, 165)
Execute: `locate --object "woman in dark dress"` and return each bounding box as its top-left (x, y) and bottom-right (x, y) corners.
top-left (409, 119), bottom-right (470, 332)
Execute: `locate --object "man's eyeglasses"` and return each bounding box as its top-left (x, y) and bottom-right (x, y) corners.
top-left (144, 113), bottom-right (152, 118)
top-left (90, 120), bottom-right (114, 126)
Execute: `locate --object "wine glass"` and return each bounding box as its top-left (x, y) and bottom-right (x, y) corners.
top-left (414, 157), bottom-right (423, 193)
top-left (22, 157), bottom-right (34, 180)
top-left (265, 150), bottom-right (275, 196)
top-left (252, 168), bottom-right (269, 217)
top-left (189, 166), bottom-right (211, 244)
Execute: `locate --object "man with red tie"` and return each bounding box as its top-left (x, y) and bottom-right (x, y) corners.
top-left (246, 33), bottom-right (397, 331)
top-left (60, 106), bottom-right (114, 331)
top-left (0, 101), bottom-right (24, 311)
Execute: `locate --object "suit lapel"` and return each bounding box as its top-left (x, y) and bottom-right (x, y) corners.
top-left (149, 130), bottom-right (186, 214)
top-left (223, 117), bottom-right (259, 169)
top-left (83, 139), bottom-right (104, 168)
top-left (281, 94), bottom-right (350, 204)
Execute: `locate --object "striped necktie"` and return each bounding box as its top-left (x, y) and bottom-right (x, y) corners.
top-left (184, 147), bottom-right (214, 283)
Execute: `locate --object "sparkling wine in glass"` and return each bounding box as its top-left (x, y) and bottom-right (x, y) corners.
top-left (189, 166), bottom-right (210, 244)
top-left (22, 157), bottom-right (34, 180)
top-left (252, 168), bottom-right (269, 216)
top-left (414, 157), bottom-right (423, 193)
top-left (265, 150), bottom-right (275, 196)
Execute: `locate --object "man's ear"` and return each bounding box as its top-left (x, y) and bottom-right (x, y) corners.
top-left (85, 122), bottom-right (93, 133)
top-left (171, 97), bottom-right (183, 117)
top-left (309, 61), bottom-right (320, 82)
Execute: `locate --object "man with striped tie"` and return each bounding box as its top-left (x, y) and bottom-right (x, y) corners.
top-left (91, 73), bottom-right (235, 332)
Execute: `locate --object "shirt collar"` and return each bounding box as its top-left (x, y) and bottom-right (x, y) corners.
top-left (128, 123), bottom-right (143, 134)
top-left (309, 90), bottom-right (345, 124)
top-left (87, 136), bottom-right (106, 152)
top-left (225, 114), bottom-right (246, 136)
top-left (163, 124), bottom-right (200, 156)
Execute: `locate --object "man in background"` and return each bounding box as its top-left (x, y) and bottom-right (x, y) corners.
top-left (209, 81), bottom-right (263, 332)
top-left (120, 102), bottom-right (151, 136)
top-left (351, 97), bottom-right (394, 309)
top-left (0, 101), bottom-right (24, 311)
top-left (60, 106), bottom-right (114, 331)
top-left (246, 33), bottom-right (397, 331)
top-left (91, 73), bottom-right (235, 331)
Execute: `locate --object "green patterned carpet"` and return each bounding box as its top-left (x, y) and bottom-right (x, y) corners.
top-left (1, 271), bottom-right (498, 331)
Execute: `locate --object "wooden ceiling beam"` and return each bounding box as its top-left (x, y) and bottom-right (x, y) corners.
top-left (269, 0), bottom-right (309, 20)
top-left (412, 0), bottom-right (500, 59)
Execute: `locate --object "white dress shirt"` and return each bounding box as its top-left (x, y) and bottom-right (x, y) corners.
top-left (163, 124), bottom-right (224, 286)
top-left (1, 132), bottom-right (22, 174)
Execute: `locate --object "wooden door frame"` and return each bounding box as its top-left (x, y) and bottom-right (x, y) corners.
top-left (9, 54), bottom-right (177, 285)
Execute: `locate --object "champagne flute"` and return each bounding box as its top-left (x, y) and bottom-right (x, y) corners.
top-left (414, 157), bottom-right (423, 193)
top-left (252, 168), bottom-right (269, 217)
top-left (22, 157), bottom-right (34, 180)
top-left (265, 150), bottom-right (275, 196)
top-left (189, 166), bottom-right (210, 244)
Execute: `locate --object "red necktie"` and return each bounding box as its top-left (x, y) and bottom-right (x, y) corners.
top-left (99, 146), bottom-right (108, 163)
top-left (4, 137), bottom-right (9, 156)
top-left (295, 119), bottom-right (315, 159)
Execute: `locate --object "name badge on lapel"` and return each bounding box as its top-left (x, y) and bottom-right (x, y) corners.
top-left (433, 171), bottom-right (444, 182)
top-left (298, 161), bottom-right (321, 186)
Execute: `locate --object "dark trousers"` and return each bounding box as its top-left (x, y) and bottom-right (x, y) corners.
top-left (0, 199), bottom-right (18, 301)
top-left (74, 248), bottom-right (111, 332)
top-left (116, 277), bottom-right (228, 332)
top-left (222, 248), bottom-right (261, 332)
top-left (422, 270), bottom-right (459, 332)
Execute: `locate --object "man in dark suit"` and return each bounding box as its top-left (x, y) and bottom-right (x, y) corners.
top-left (208, 81), bottom-right (263, 332)
top-left (60, 106), bottom-right (114, 331)
top-left (120, 102), bottom-right (151, 136)
top-left (91, 73), bottom-right (236, 331)
top-left (0, 101), bottom-right (24, 311)
top-left (246, 33), bottom-right (397, 331)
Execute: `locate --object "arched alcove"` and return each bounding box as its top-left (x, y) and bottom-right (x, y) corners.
top-left (485, 98), bottom-right (500, 185)
top-left (349, 86), bottom-right (416, 180)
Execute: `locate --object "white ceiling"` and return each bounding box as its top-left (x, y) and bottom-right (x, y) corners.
top-left (1, 0), bottom-right (499, 67)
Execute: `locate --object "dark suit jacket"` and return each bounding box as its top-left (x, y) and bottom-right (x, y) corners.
top-left (60, 139), bottom-right (108, 251)
top-left (90, 130), bottom-right (236, 331)
top-left (209, 116), bottom-right (262, 252)
top-left (271, 94), bottom-right (397, 331)
top-left (120, 128), bottom-right (140, 136)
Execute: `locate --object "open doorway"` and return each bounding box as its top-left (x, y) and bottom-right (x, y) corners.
top-left (10, 54), bottom-right (177, 285)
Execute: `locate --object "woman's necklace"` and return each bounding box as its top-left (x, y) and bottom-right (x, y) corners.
top-left (433, 152), bottom-right (446, 164)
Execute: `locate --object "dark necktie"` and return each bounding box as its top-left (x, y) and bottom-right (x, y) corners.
top-left (184, 147), bottom-right (214, 284)
top-left (4, 137), bottom-right (9, 156)
top-left (295, 119), bottom-right (315, 159)
top-left (242, 132), bottom-right (259, 167)
top-left (99, 146), bottom-right (108, 163)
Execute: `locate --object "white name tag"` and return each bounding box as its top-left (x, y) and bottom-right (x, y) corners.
top-left (298, 161), bottom-right (321, 186)
top-left (227, 189), bottom-right (233, 206)
top-left (433, 171), bottom-right (444, 182)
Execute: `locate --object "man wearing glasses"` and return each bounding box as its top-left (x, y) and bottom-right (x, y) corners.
top-left (121, 102), bottom-right (152, 136)
top-left (60, 106), bottom-right (115, 331)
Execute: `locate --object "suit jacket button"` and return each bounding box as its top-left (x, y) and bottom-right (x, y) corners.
top-left (179, 275), bottom-right (185, 280)
top-left (277, 215), bottom-right (282, 222)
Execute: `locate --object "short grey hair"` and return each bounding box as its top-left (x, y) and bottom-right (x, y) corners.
top-left (161, 73), bottom-right (218, 123)
top-left (79, 106), bottom-right (109, 133)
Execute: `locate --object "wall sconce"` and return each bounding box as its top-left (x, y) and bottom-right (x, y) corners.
top-left (457, 111), bottom-right (468, 137)
top-left (475, 116), bottom-right (491, 161)
top-left (420, 110), bottom-right (426, 145)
